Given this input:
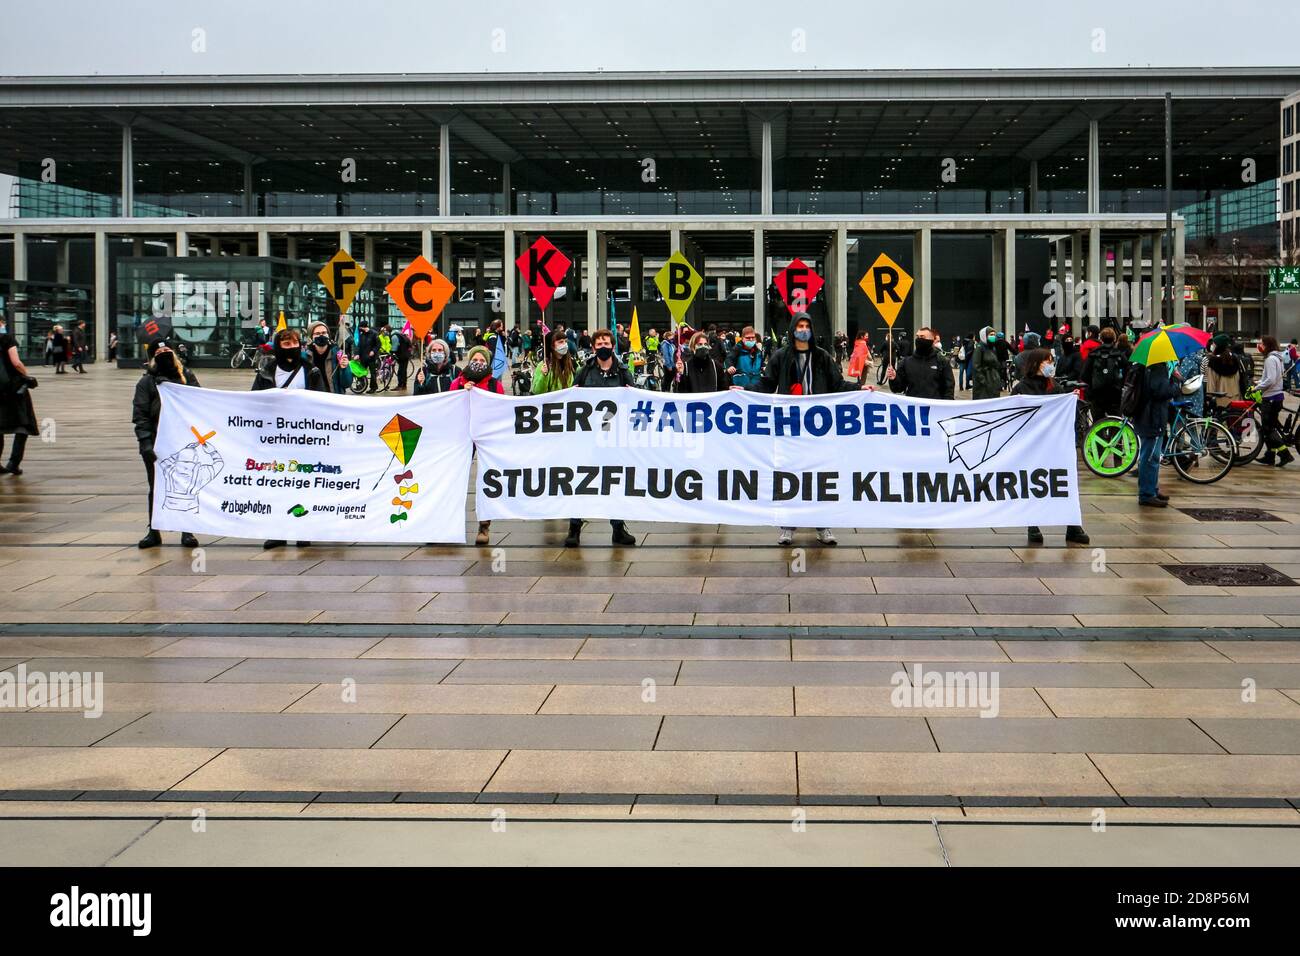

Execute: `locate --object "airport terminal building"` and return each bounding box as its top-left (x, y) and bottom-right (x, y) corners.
top-left (0, 67), bottom-right (1297, 363)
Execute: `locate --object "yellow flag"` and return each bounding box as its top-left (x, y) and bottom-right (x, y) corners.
top-left (629, 306), bottom-right (642, 353)
top-left (275, 310), bottom-right (287, 332)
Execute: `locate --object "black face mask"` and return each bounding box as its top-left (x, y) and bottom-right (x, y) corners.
top-left (465, 363), bottom-right (490, 382)
top-left (595, 346), bottom-right (614, 362)
top-left (154, 354), bottom-right (177, 376)
top-left (313, 335), bottom-right (330, 348)
top-left (914, 338), bottom-right (934, 357)
top-left (275, 347), bottom-right (301, 370)
top-left (693, 346), bottom-right (711, 361)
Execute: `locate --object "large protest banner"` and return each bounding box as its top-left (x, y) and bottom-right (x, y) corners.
top-left (151, 383), bottom-right (472, 543)
top-left (470, 388), bottom-right (1081, 529)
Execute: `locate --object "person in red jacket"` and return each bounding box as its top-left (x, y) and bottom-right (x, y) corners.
top-left (452, 346), bottom-right (504, 545)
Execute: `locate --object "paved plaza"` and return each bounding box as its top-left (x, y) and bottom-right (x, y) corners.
top-left (2, 367), bottom-right (1300, 863)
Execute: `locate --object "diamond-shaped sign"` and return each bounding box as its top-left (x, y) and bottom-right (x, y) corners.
top-left (858, 252), bottom-right (913, 327)
top-left (318, 250), bottom-right (368, 315)
top-left (385, 256), bottom-right (455, 341)
top-left (773, 257), bottom-right (825, 316)
top-left (654, 251), bottom-right (702, 325)
top-left (515, 236), bottom-right (571, 312)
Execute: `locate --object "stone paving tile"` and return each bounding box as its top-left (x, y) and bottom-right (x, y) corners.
top-left (541, 685), bottom-right (793, 716)
top-left (577, 639), bottom-right (790, 661)
top-left (58, 682), bottom-right (318, 713)
top-left (1151, 596), bottom-right (1300, 616)
top-left (1193, 719), bottom-right (1300, 755)
top-left (884, 614), bottom-right (1081, 628)
top-left (374, 714), bottom-right (662, 751)
top-left (1208, 641), bottom-right (1300, 662)
top-left (608, 593), bottom-right (790, 613)
top-left (968, 595), bottom-right (1161, 615)
top-left (798, 752), bottom-right (1111, 796)
top-left (441, 660), bottom-right (681, 685)
top-left (998, 640), bottom-right (1228, 662)
top-left (1128, 662), bottom-right (1300, 688)
top-left (0, 635), bottom-right (182, 657)
top-left (655, 716), bottom-right (937, 752)
top-left (304, 560), bottom-right (475, 576)
top-left (95, 713), bottom-right (400, 749)
top-left (795, 686), bottom-right (1053, 718)
top-left (870, 577), bottom-right (1051, 594)
top-left (927, 717), bottom-right (1223, 754)
top-left (703, 577), bottom-right (877, 594)
top-left (285, 683), bottom-right (552, 715)
top-left (7, 657), bottom-right (244, 683)
top-left (1075, 614), bottom-right (1280, 628)
top-left (535, 576), bottom-right (703, 594)
top-left (0, 747), bottom-right (220, 791)
top-left (944, 562), bottom-right (1111, 578)
top-left (676, 661), bottom-right (903, 686)
top-left (789, 594), bottom-right (977, 613)
top-left (792, 640), bottom-right (1008, 662)
top-left (148, 636), bottom-right (382, 659)
top-left (1038, 688), bottom-right (1300, 719)
top-left (692, 613), bottom-right (889, 627)
top-left (187, 574), bottom-right (376, 593)
top-left (500, 611), bottom-right (696, 626)
top-left (358, 575), bottom-right (539, 593)
top-left (210, 658), bottom-right (459, 684)
top-left (1091, 754), bottom-right (1300, 798)
top-left (465, 561), bottom-right (631, 577)
top-left (426, 593), bottom-right (612, 613)
top-left (179, 748), bottom-right (507, 793)
top-left (485, 750), bottom-right (797, 795)
top-left (360, 637), bottom-right (583, 659)
top-left (0, 713), bottom-right (145, 746)
top-left (896, 661), bottom-right (1148, 688)
top-left (60, 592), bottom-right (262, 612)
top-left (142, 559), bottom-right (320, 576)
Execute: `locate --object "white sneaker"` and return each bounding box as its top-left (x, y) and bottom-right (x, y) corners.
top-left (816, 528), bottom-right (838, 546)
top-left (777, 529), bottom-right (794, 546)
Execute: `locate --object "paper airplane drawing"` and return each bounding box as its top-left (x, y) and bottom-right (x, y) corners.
top-left (937, 406), bottom-right (1039, 469)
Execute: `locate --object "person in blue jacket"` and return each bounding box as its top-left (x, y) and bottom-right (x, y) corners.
top-left (725, 326), bottom-right (765, 390)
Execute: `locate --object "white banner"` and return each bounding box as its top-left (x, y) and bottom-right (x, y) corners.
top-left (470, 387), bottom-right (1082, 529)
top-left (151, 382), bottom-right (472, 543)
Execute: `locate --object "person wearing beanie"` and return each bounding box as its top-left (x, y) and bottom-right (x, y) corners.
top-left (252, 327), bottom-right (329, 393)
top-left (754, 312), bottom-right (868, 547)
top-left (970, 326), bottom-right (1003, 400)
top-left (885, 327), bottom-right (955, 400)
top-left (1013, 331), bottom-right (1042, 381)
top-left (132, 338), bottom-right (201, 550)
top-left (452, 345), bottom-right (505, 545)
top-left (413, 337), bottom-right (457, 394)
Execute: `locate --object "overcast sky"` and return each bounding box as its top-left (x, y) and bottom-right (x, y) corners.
top-left (1, 0), bottom-right (1296, 74)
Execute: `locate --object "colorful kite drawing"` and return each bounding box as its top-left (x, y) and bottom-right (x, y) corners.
top-left (372, 414), bottom-right (423, 490)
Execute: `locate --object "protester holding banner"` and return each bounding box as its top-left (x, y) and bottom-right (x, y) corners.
top-left (305, 322), bottom-right (341, 394)
top-left (675, 331), bottom-right (728, 393)
top-left (1008, 348), bottom-right (1091, 545)
top-left (453, 345), bottom-right (506, 545)
top-left (252, 329), bottom-right (330, 393)
top-left (413, 338), bottom-right (457, 395)
top-left (133, 339), bottom-right (200, 550)
top-left (531, 329), bottom-right (576, 394)
top-left (566, 328), bottom-right (637, 548)
top-left (754, 312), bottom-right (863, 547)
top-left (886, 328), bottom-right (955, 400)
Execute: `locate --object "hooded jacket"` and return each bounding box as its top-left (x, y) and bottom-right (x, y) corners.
top-left (889, 342), bottom-right (955, 400)
top-left (970, 327), bottom-right (1003, 400)
top-left (755, 342), bottom-right (856, 394)
top-left (574, 355), bottom-right (636, 388)
top-left (133, 363), bottom-right (200, 454)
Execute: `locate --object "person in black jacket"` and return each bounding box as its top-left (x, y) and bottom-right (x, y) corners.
top-left (71, 320), bottom-right (88, 373)
top-left (1012, 349), bottom-right (1090, 545)
top-left (132, 339), bottom-right (200, 550)
top-left (355, 319), bottom-right (381, 393)
top-left (885, 327), bottom-right (954, 400)
top-left (392, 327), bottom-right (412, 390)
top-left (251, 328), bottom-right (330, 392)
top-left (674, 331), bottom-right (728, 392)
top-left (305, 321), bottom-right (341, 393)
top-left (413, 337), bottom-right (457, 394)
top-left (754, 312), bottom-right (865, 547)
top-left (1135, 362), bottom-right (1182, 507)
top-left (566, 328), bottom-right (637, 548)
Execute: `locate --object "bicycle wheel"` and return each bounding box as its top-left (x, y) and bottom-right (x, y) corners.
top-left (1074, 402), bottom-right (1093, 449)
top-left (1082, 418), bottom-right (1138, 477)
top-left (1228, 407), bottom-right (1264, 465)
top-left (377, 362), bottom-right (395, 392)
top-left (230, 348), bottom-right (245, 370)
top-left (349, 372), bottom-right (368, 395)
top-left (1169, 418), bottom-right (1235, 484)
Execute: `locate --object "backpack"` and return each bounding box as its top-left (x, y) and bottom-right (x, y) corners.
top-left (1119, 363), bottom-right (1146, 418)
top-left (1091, 348), bottom-right (1126, 393)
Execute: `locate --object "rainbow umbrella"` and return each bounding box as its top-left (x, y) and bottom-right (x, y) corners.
top-left (1129, 324), bottom-right (1211, 367)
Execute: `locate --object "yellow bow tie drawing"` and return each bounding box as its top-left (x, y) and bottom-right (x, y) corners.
top-left (399, 483), bottom-right (419, 495)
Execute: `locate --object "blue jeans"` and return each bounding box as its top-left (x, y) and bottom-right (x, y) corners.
top-left (1137, 432), bottom-right (1164, 500)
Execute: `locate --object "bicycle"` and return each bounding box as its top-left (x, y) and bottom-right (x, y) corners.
top-left (1206, 392), bottom-right (1264, 465)
top-left (229, 342), bottom-right (268, 370)
top-left (347, 353), bottom-right (398, 393)
top-left (1055, 380), bottom-right (1093, 449)
top-left (1081, 396), bottom-right (1237, 484)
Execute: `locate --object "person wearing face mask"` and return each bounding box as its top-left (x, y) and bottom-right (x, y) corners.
top-left (413, 338), bottom-right (457, 395)
top-left (885, 327), bottom-right (955, 400)
top-left (304, 322), bottom-right (341, 394)
top-left (132, 339), bottom-right (201, 549)
top-left (756, 313), bottom-right (869, 547)
top-left (1253, 335), bottom-right (1294, 467)
top-left (566, 328), bottom-right (637, 548)
top-left (675, 331), bottom-right (727, 392)
top-left (253, 329), bottom-right (329, 392)
top-left (1056, 335), bottom-right (1083, 383)
top-left (725, 326), bottom-right (767, 390)
top-left (453, 346), bottom-right (508, 545)
top-left (531, 329), bottom-right (576, 394)
top-left (1012, 350), bottom-right (1090, 546)
top-left (355, 320), bottom-right (381, 393)
top-left (970, 326), bottom-right (1004, 400)
top-left (0, 317), bottom-right (38, 476)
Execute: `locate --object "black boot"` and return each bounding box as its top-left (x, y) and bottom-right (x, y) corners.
top-left (180, 532), bottom-right (199, 548)
top-left (1065, 525), bottom-right (1091, 545)
top-left (263, 539), bottom-right (285, 550)
top-left (1277, 449), bottom-right (1294, 467)
top-left (611, 522), bottom-right (637, 547)
top-left (564, 521), bottom-right (582, 548)
top-left (137, 529), bottom-right (161, 549)
top-left (1027, 526), bottom-right (1044, 545)
top-left (1260, 450), bottom-right (1276, 466)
